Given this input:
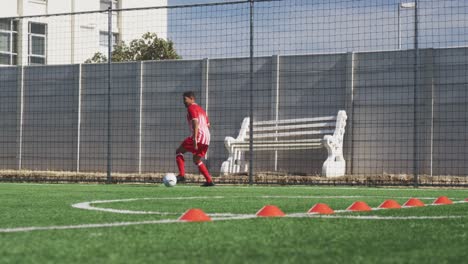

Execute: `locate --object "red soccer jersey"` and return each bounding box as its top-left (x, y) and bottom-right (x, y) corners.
top-left (186, 103), bottom-right (210, 145)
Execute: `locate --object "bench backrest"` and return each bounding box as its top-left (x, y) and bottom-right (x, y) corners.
top-left (235, 110), bottom-right (347, 142)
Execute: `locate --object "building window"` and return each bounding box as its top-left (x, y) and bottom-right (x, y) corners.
top-left (99, 31), bottom-right (119, 52)
top-left (100, 0), bottom-right (118, 10)
top-left (28, 22), bottom-right (47, 65)
top-left (0, 19), bottom-right (18, 66)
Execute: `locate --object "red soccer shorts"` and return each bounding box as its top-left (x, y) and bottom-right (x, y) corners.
top-left (181, 137), bottom-right (209, 157)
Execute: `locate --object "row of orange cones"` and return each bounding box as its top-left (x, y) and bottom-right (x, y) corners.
top-left (179, 196), bottom-right (468, 222)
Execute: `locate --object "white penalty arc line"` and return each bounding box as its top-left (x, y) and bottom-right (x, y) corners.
top-left (261, 195), bottom-right (439, 200)
top-left (1, 197), bottom-right (467, 233)
top-left (288, 200), bottom-right (468, 220)
top-left (71, 195), bottom-right (443, 215)
top-left (72, 196), bottom-right (239, 216)
top-left (288, 214), bottom-right (466, 220)
top-left (74, 196), bottom-right (467, 216)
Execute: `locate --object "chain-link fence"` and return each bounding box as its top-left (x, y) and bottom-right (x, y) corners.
top-left (1, 0), bottom-right (468, 186)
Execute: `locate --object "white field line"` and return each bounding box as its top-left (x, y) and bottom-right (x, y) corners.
top-left (1, 197), bottom-right (466, 233)
top-left (74, 196), bottom-right (466, 216)
top-left (72, 196), bottom-right (226, 215)
top-left (72, 195), bottom-right (443, 215)
top-left (0, 219), bottom-right (180, 233)
top-left (211, 215), bottom-right (257, 221)
top-left (289, 215), bottom-right (466, 220)
top-left (0, 214), bottom-right (261, 233)
top-left (262, 195), bottom-right (439, 200)
top-left (288, 200), bottom-right (468, 219)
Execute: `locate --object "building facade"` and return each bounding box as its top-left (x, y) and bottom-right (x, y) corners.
top-left (0, 0), bottom-right (168, 66)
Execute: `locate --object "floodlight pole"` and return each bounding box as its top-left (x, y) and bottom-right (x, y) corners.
top-left (248, 0), bottom-right (254, 185)
top-left (397, 4), bottom-right (400, 49)
top-left (398, 2), bottom-right (416, 50)
top-left (398, 1), bottom-right (419, 187)
top-left (107, 5), bottom-right (113, 183)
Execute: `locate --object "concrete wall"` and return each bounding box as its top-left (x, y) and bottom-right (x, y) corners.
top-left (1, 0), bottom-right (168, 65)
top-left (0, 1), bottom-right (18, 18)
top-left (120, 0), bottom-right (168, 41)
top-left (1, 47), bottom-right (468, 176)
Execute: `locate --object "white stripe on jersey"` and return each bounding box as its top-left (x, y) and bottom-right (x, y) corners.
top-left (196, 115), bottom-right (210, 145)
top-left (187, 104), bottom-right (210, 146)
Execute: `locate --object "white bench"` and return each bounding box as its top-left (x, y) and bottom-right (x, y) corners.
top-left (220, 110), bottom-right (347, 177)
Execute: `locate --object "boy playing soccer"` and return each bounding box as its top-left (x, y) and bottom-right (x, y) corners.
top-left (175, 91), bottom-right (215, 187)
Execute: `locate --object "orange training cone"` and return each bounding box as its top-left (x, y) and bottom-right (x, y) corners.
top-left (308, 203), bottom-right (334, 214)
top-left (465, 198), bottom-right (468, 202)
top-left (433, 196), bottom-right (453, 205)
top-left (347, 201), bottom-right (372, 211)
top-left (403, 198), bottom-right (425, 207)
top-left (178, 208), bottom-right (212, 222)
top-left (378, 199), bottom-right (402, 209)
top-left (256, 205), bottom-right (286, 217)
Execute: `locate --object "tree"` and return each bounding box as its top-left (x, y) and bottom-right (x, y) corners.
top-left (85, 32), bottom-right (181, 63)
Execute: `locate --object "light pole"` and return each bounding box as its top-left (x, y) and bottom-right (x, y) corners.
top-left (398, 2), bottom-right (416, 49)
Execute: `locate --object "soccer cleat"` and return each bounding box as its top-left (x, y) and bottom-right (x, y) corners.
top-left (200, 181), bottom-right (215, 187)
top-left (176, 175), bottom-right (186, 183)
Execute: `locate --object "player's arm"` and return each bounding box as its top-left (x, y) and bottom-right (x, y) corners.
top-left (191, 118), bottom-right (199, 150)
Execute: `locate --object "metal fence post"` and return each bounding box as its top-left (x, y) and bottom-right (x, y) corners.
top-left (248, 0), bottom-right (254, 185)
top-left (201, 58), bottom-right (210, 160)
top-left (107, 5), bottom-right (113, 183)
top-left (138, 61), bottom-right (144, 174)
top-left (344, 52), bottom-right (355, 175)
top-left (413, 0), bottom-right (419, 188)
top-left (18, 66), bottom-right (24, 170)
top-left (271, 55), bottom-right (280, 172)
top-left (77, 64), bottom-right (82, 172)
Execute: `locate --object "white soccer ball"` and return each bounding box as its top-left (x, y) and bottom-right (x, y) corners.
top-left (163, 173), bottom-right (177, 187)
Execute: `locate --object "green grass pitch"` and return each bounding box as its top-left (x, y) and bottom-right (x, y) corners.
top-left (1, 183), bottom-right (467, 264)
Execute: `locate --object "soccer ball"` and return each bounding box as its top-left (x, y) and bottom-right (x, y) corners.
top-left (163, 173), bottom-right (177, 187)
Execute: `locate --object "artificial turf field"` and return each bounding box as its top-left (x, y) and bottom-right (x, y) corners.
top-left (1, 183), bottom-right (467, 264)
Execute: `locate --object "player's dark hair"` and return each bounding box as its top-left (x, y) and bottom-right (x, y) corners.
top-left (183, 91), bottom-right (195, 99)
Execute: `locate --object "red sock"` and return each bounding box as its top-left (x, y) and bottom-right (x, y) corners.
top-left (176, 153), bottom-right (185, 176)
top-left (197, 162), bottom-right (212, 183)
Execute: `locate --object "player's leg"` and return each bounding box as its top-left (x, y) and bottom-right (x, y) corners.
top-left (193, 145), bottom-right (214, 187)
top-left (176, 137), bottom-right (194, 182)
